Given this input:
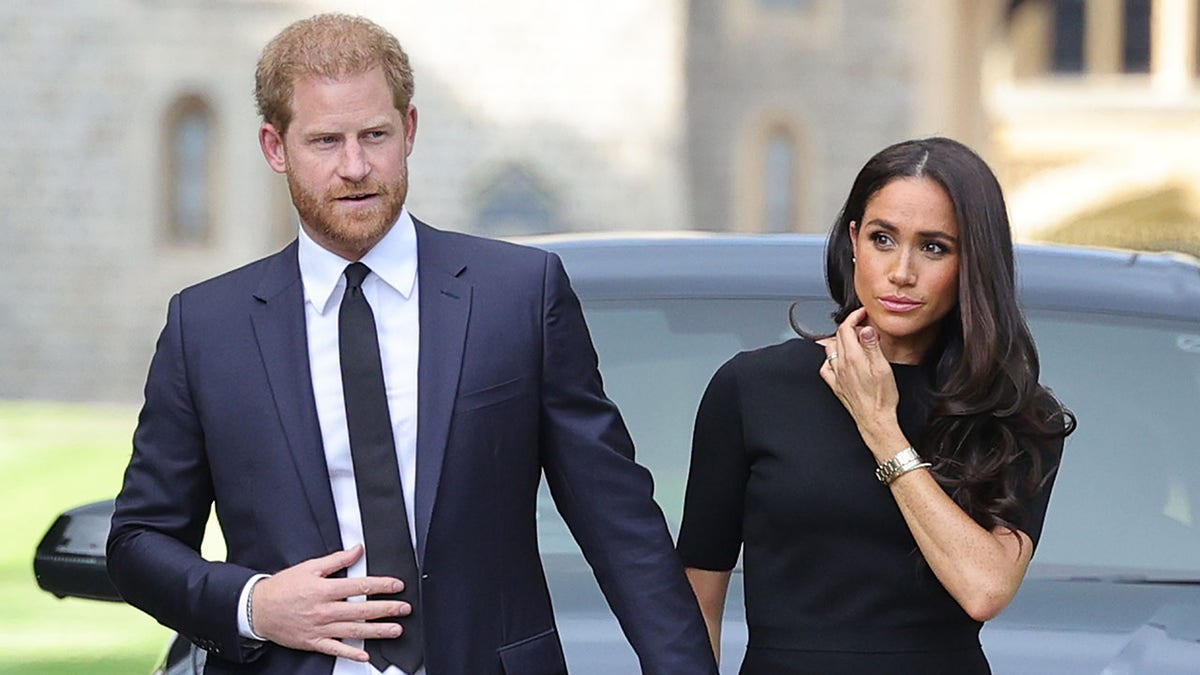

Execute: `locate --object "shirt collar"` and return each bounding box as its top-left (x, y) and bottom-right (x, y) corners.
top-left (298, 208), bottom-right (418, 315)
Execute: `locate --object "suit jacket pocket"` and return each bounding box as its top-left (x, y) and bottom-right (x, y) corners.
top-left (497, 628), bottom-right (567, 675)
top-left (455, 375), bottom-right (532, 413)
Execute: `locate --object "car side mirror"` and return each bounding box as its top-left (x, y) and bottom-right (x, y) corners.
top-left (33, 499), bottom-right (123, 602)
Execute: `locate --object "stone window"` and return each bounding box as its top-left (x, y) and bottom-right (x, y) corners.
top-left (1018, 0), bottom-right (1190, 77)
top-left (1122, 0), bottom-right (1152, 72)
top-left (763, 129), bottom-right (798, 233)
top-left (1050, 0), bottom-right (1086, 73)
top-left (737, 115), bottom-right (808, 234)
top-left (164, 95), bottom-right (215, 245)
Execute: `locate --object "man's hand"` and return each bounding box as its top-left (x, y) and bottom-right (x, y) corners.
top-left (251, 545), bottom-right (411, 662)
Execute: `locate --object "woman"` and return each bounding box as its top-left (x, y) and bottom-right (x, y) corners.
top-left (677, 137), bottom-right (1074, 674)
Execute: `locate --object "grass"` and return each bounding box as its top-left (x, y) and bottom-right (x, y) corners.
top-left (0, 401), bottom-right (169, 675)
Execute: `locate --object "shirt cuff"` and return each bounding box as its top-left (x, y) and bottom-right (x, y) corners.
top-left (236, 574), bottom-right (271, 641)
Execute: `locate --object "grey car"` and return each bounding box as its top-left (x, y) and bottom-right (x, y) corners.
top-left (37, 234), bottom-right (1200, 673)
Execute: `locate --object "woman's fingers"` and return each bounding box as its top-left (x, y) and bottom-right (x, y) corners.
top-left (833, 308), bottom-right (866, 363)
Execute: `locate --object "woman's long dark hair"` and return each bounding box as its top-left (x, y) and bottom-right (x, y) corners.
top-left (804, 137), bottom-right (1075, 535)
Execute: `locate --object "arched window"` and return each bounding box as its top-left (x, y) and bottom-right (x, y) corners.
top-left (164, 95), bottom-right (215, 245)
top-left (763, 128), bottom-right (798, 233)
top-left (473, 164), bottom-right (558, 235)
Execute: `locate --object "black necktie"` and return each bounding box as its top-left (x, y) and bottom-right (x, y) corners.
top-left (339, 262), bottom-right (423, 673)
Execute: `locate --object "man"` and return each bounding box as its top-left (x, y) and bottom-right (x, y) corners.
top-left (107, 13), bottom-right (717, 675)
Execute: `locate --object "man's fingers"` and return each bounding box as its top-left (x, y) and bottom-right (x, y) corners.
top-left (307, 545), bottom-right (365, 577)
top-left (324, 598), bottom-right (411, 622)
top-left (325, 576), bottom-right (405, 601)
top-left (311, 637), bottom-right (371, 663)
top-left (251, 550), bottom-right (412, 655)
top-left (326, 618), bottom-right (405, 640)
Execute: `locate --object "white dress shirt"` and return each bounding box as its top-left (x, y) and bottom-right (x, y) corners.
top-left (238, 209), bottom-right (423, 675)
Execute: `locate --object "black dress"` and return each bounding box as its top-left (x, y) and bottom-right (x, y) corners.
top-left (677, 339), bottom-right (1061, 675)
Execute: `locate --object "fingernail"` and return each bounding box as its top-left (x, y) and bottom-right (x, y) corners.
top-left (393, 580), bottom-right (404, 592)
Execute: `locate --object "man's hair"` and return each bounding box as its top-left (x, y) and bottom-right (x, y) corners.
top-left (255, 13), bottom-right (414, 134)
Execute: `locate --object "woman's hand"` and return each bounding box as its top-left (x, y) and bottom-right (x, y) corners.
top-left (820, 309), bottom-right (1034, 620)
top-left (818, 308), bottom-right (905, 460)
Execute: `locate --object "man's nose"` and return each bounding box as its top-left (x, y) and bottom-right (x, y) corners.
top-left (338, 141), bottom-right (371, 183)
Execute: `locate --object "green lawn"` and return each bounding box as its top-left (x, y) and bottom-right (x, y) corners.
top-left (0, 401), bottom-right (169, 674)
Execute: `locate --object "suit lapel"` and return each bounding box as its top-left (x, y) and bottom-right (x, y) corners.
top-left (249, 242), bottom-right (343, 554)
top-left (414, 221), bottom-right (471, 562)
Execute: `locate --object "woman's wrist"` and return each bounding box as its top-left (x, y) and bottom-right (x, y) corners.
top-left (875, 447), bottom-right (932, 485)
top-left (859, 422), bottom-right (907, 463)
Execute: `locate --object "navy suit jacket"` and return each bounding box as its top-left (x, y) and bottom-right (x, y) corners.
top-left (108, 221), bottom-right (716, 675)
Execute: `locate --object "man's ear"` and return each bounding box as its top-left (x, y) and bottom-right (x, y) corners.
top-left (259, 123), bottom-right (288, 174)
top-left (403, 104), bottom-right (418, 158)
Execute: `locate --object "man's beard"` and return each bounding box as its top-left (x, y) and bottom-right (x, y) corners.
top-left (287, 170), bottom-right (407, 256)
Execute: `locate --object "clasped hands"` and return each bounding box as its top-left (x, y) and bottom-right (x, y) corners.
top-left (251, 545), bottom-right (412, 662)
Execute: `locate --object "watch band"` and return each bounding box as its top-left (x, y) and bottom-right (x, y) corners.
top-left (875, 446), bottom-right (931, 485)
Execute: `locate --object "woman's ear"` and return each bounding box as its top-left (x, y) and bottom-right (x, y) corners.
top-left (849, 221), bottom-right (859, 263)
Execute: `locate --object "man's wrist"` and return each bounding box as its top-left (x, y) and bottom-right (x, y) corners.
top-left (237, 574), bottom-right (270, 641)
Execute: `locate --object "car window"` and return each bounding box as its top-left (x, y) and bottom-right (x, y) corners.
top-left (537, 297), bottom-right (833, 554)
top-left (538, 297), bottom-right (1200, 580)
top-left (1030, 311), bottom-right (1200, 573)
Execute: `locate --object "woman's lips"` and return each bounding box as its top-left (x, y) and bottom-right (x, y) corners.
top-left (878, 296), bottom-right (921, 312)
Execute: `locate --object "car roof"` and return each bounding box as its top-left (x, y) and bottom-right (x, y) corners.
top-left (521, 233), bottom-right (1200, 322)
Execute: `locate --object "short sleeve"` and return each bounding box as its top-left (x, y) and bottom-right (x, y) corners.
top-left (1016, 433), bottom-right (1065, 549)
top-left (676, 358), bottom-right (749, 571)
